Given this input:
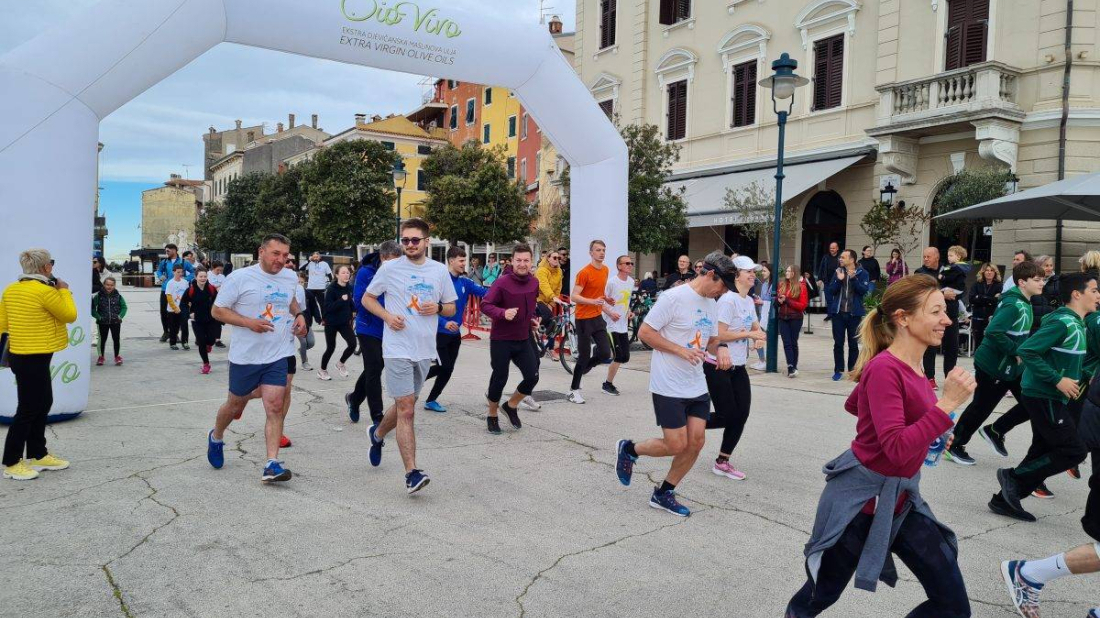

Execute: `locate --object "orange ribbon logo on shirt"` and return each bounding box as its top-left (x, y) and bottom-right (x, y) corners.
top-left (261, 304), bottom-right (275, 321)
top-left (689, 330), bottom-right (703, 349)
top-left (407, 294), bottom-right (421, 313)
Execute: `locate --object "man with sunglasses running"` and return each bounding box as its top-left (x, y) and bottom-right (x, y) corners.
top-left (601, 255), bottom-right (635, 396)
top-left (363, 219), bottom-right (457, 494)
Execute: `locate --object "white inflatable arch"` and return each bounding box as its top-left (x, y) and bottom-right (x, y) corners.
top-left (0, 0), bottom-right (628, 421)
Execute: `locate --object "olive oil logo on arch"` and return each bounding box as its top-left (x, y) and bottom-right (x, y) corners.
top-left (341, 0), bottom-right (462, 38)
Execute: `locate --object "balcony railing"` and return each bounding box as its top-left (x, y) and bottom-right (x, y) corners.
top-left (874, 62), bottom-right (1022, 129)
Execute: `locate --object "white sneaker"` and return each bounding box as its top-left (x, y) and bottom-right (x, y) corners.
top-left (301, 361), bottom-right (313, 371)
top-left (317, 369), bottom-right (332, 381)
top-left (568, 390), bottom-right (586, 404)
top-left (750, 361), bottom-right (766, 371)
top-left (335, 362), bottom-right (349, 378)
top-left (520, 395), bottom-right (541, 410)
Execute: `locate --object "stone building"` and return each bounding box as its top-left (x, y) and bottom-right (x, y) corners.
top-left (141, 174), bottom-right (205, 250)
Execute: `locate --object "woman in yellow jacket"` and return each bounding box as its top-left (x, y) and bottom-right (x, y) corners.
top-left (0, 249), bottom-right (79, 481)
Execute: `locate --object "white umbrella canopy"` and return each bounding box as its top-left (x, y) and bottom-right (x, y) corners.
top-left (935, 171), bottom-right (1100, 222)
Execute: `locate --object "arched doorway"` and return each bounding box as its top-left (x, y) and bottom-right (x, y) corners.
top-left (929, 179), bottom-right (993, 264)
top-left (801, 191), bottom-right (847, 276)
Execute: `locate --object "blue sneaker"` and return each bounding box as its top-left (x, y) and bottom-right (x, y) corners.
top-left (261, 460), bottom-right (292, 483)
top-left (346, 393), bottom-right (359, 424)
top-left (368, 424), bottom-right (384, 467)
top-left (424, 400), bottom-right (447, 413)
top-left (1087, 608), bottom-right (1099, 618)
top-left (615, 439), bottom-right (636, 486)
top-left (207, 430), bottom-right (224, 469)
top-left (649, 488), bottom-right (690, 517)
top-left (1000, 559), bottom-right (1042, 618)
top-left (405, 469), bottom-right (430, 494)
top-left (831, 372), bottom-right (843, 381)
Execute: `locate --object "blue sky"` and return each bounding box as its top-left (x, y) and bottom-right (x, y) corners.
top-left (1, 1), bottom-right (577, 260)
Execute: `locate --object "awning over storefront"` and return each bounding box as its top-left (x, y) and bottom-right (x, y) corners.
top-left (667, 154), bottom-right (867, 228)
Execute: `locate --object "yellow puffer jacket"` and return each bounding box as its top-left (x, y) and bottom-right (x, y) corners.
top-left (0, 279), bottom-right (79, 355)
top-left (536, 258), bottom-right (563, 305)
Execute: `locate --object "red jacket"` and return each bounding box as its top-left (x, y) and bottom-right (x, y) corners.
top-left (776, 280), bottom-right (809, 319)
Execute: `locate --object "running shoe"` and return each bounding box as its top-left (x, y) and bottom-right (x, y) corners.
top-left (207, 430), bottom-right (225, 469)
top-left (487, 416), bottom-right (501, 435)
top-left (27, 454), bottom-right (69, 471)
top-left (750, 361), bottom-right (766, 371)
top-left (712, 460), bottom-right (746, 481)
top-left (2, 460), bottom-right (39, 481)
top-left (170, 344), bottom-right (179, 351)
top-left (405, 469), bottom-right (430, 494)
top-left (996, 468), bottom-right (1032, 516)
top-left (1031, 483), bottom-right (1054, 500)
top-left (346, 393), bottom-right (360, 423)
top-left (649, 489), bottom-right (690, 517)
top-left (787, 368), bottom-right (798, 378)
top-left (520, 395), bottom-right (541, 411)
top-left (1067, 466), bottom-right (1082, 480)
top-left (501, 402), bottom-right (521, 429)
top-left (261, 460), bottom-right (292, 483)
top-left (160, 333), bottom-right (169, 343)
top-left (831, 372), bottom-right (843, 381)
top-left (214, 341), bottom-right (226, 348)
top-left (424, 401), bottom-right (446, 413)
top-left (301, 361), bottom-right (312, 371)
top-left (368, 424), bottom-right (384, 467)
top-left (96, 356), bottom-right (105, 366)
top-left (317, 369), bottom-right (331, 381)
top-left (279, 435), bottom-right (292, 448)
top-left (615, 439), bottom-right (636, 486)
top-left (335, 362), bottom-right (349, 378)
top-left (115, 356), bottom-right (123, 366)
top-left (945, 444), bottom-right (976, 466)
top-left (602, 381), bottom-right (620, 396)
top-left (1087, 608), bottom-right (1100, 618)
top-left (182, 343), bottom-right (190, 351)
top-left (1000, 559), bottom-right (1042, 618)
top-left (201, 363), bottom-right (211, 375)
top-left (988, 492), bottom-right (1036, 522)
top-left (568, 390), bottom-right (586, 404)
top-left (980, 425), bottom-right (1010, 457)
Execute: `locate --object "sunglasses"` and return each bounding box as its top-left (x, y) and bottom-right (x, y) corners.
top-left (400, 237), bottom-right (424, 246)
top-left (621, 261), bottom-right (634, 266)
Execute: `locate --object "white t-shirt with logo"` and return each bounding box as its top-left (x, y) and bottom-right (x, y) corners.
top-left (305, 260), bottom-right (332, 290)
top-left (208, 272), bottom-right (227, 288)
top-left (644, 283), bottom-right (719, 398)
top-left (366, 256), bottom-right (458, 361)
top-left (603, 275), bottom-right (635, 334)
top-left (718, 291), bottom-right (758, 367)
top-left (165, 278), bottom-right (189, 311)
top-left (214, 265), bottom-right (299, 365)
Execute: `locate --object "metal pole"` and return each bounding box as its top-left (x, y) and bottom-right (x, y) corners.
top-left (395, 187), bottom-right (403, 241)
top-left (766, 110), bottom-right (787, 374)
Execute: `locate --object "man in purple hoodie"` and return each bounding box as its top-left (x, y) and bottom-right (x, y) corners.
top-left (480, 243), bottom-right (541, 435)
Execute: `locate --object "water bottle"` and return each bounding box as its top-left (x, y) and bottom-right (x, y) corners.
top-left (924, 413), bottom-right (957, 467)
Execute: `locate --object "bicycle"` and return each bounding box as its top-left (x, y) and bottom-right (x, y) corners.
top-left (533, 298), bottom-right (580, 374)
top-left (628, 290), bottom-right (656, 350)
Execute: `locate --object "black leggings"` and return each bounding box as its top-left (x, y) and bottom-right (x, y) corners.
top-left (609, 331), bottom-right (630, 364)
top-left (571, 317), bottom-right (611, 390)
top-left (426, 333), bottom-right (462, 402)
top-left (322, 322), bottom-right (356, 370)
top-left (1086, 448), bottom-right (1100, 542)
top-left (2, 353), bottom-right (54, 467)
top-left (305, 289), bottom-right (325, 327)
top-left (787, 512), bottom-right (970, 617)
top-left (167, 313), bottom-right (188, 345)
top-left (487, 338), bottom-right (540, 403)
top-left (953, 369), bottom-right (1028, 447)
top-left (192, 320), bottom-right (216, 364)
top-left (704, 364), bottom-right (751, 456)
top-left (350, 335), bottom-right (384, 423)
top-left (159, 292), bottom-right (169, 334)
top-left (97, 322), bottom-right (120, 357)
top-left (923, 319), bottom-right (960, 379)
top-left (1010, 395), bottom-right (1089, 497)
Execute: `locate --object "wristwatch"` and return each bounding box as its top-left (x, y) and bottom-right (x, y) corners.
top-left (717, 343), bottom-right (728, 349)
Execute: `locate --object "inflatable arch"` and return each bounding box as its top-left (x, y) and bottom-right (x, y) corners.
top-left (0, 0), bottom-right (628, 422)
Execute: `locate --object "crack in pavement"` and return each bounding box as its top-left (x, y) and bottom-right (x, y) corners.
top-left (101, 564), bottom-right (134, 618)
top-left (958, 506), bottom-right (1083, 541)
top-left (514, 520), bottom-right (686, 618)
top-left (246, 552), bottom-right (391, 583)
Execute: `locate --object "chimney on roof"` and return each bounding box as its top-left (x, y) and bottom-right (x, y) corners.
top-left (312, 114), bottom-right (319, 129)
top-left (355, 113), bottom-right (366, 124)
top-left (170, 173), bottom-right (181, 180)
top-left (371, 114), bottom-right (382, 122)
top-left (209, 126), bottom-right (216, 134)
top-left (549, 15), bottom-right (563, 35)
top-left (289, 113), bottom-right (296, 129)
top-left (235, 119), bottom-right (242, 129)
top-left (277, 122), bottom-right (284, 133)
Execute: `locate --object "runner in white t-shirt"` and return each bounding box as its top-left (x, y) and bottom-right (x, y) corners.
top-left (164, 266), bottom-right (191, 350)
top-left (363, 219), bottom-right (458, 494)
top-left (601, 255), bottom-right (636, 396)
top-left (205, 234), bottom-right (307, 484)
top-left (614, 252), bottom-right (737, 517)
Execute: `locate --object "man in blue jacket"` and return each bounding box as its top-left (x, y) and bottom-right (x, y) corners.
top-left (826, 249), bottom-right (869, 381)
top-left (423, 246), bottom-right (489, 413)
top-left (155, 243), bottom-right (195, 342)
top-left (346, 241), bottom-right (402, 424)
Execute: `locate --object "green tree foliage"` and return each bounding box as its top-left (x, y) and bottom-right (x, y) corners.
top-left (301, 140), bottom-right (399, 248)
top-left (859, 199), bottom-right (930, 266)
top-left (422, 141), bottom-right (532, 245)
top-left (622, 124), bottom-right (688, 255)
top-left (722, 180), bottom-right (798, 260)
top-left (195, 173), bottom-right (265, 254)
top-left (932, 166), bottom-right (1011, 257)
top-left (254, 164), bottom-right (317, 254)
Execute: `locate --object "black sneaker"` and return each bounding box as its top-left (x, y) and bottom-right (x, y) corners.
top-left (988, 492), bottom-right (1036, 522)
top-left (945, 444), bottom-right (976, 466)
top-left (487, 416), bottom-right (501, 435)
top-left (346, 393), bottom-right (359, 423)
top-left (602, 381), bottom-right (620, 396)
top-left (182, 343), bottom-right (190, 350)
top-left (169, 344), bottom-right (179, 350)
top-left (501, 402), bottom-right (521, 429)
top-left (160, 333), bottom-right (169, 343)
top-left (214, 341), bottom-right (226, 348)
top-left (980, 425), bottom-right (1009, 457)
top-left (997, 468), bottom-right (1027, 512)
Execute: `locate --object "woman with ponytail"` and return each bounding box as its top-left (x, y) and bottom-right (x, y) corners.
top-left (786, 275), bottom-right (977, 618)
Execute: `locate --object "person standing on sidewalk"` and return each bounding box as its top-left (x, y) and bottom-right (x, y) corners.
top-left (91, 275), bottom-right (127, 366)
top-left (776, 264), bottom-right (809, 377)
top-left (785, 275), bottom-right (976, 618)
top-left (567, 240), bottom-right (615, 404)
top-left (989, 272), bottom-right (1099, 522)
top-left (859, 246), bottom-right (882, 291)
top-left (155, 243), bottom-right (193, 342)
top-left (968, 262), bottom-right (1002, 350)
top-left (479, 244), bottom-right (541, 435)
top-left (915, 246), bottom-right (967, 387)
top-left (317, 264), bottom-right (356, 381)
top-left (423, 246), bottom-right (489, 414)
top-left (180, 269), bottom-right (218, 375)
top-left (615, 252), bottom-right (735, 517)
top-left (945, 261), bottom-right (1044, 466)
top-left (826, 249), bottom-right (870, 381)
top-left (363, 219), bottom-right (457, 494)
top-left (885, 248), bottom-right (908, 286)
top-left (346, 242), bottom-right (401, 424)
top-left (601, 255), bottom-right (635, 396)
top-left (303, 252), bottom-right (331, 329)
top-left (662, 255), bottom-right (695, 290)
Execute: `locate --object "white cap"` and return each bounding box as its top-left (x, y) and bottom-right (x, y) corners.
top-left (732, 255), bottom-right (760, 271)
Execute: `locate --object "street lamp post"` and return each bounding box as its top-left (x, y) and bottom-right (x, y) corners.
top-left (759, 53), bottom-right (808, 374)
top-left (393, 157), bottom-right (408, 240)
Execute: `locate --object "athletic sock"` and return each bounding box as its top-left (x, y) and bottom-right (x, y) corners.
top-left (1020, 554), bottom-right (1069, 585)
top-left (716, 455), bottom-right (730, 464)
top-left (266, 458), bottom-right (279, 468)
top-left (659, 480), bottom-right (676, 494)
top-left (623, 441), bottom-right (638, 458)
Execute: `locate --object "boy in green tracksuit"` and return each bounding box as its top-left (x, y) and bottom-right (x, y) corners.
top-left (991, 272), bottom-right (1100, 522)
top-left (948, 262), bottom-right (1046, 464)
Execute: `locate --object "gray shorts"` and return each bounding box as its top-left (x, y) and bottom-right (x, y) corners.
top-left (384, 358), bottom-right (433, 398)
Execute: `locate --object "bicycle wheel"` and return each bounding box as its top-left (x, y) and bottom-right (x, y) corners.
top-left (533, 321), bottom-right (554, 358)
top-left (559, 321), bottom-right (578, 374)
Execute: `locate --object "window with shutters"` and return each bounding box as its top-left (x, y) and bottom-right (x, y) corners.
top-left (666, 80), bottom-right (688, 141)
top-left (449, 105), bottom-right (458, 130)
top-left (731, 60), bottom-right (757, 128)
top-left (659, 0), bottom-right (691, 26)
top-left (484, 88), bottom-right (493, 106)
top-left (508, 115), bottom-right (517, 138)
top-left (812, 34), bottom-right (844, 111)
top-left (507, 157), bottom-right (516, 179)
top-left (944, 0), bottom-right (988, 70)
top-left (598, 99), bottom-right (614, 119)
top-left (521, 113), bottom-right (529, 140)
top-left (520, 158), bottom-right (528, 184)
top-left (417, 144), bottom-right (432, 155)
top-left (483, 124), bottom-right (490, 144)
top-left (599, 0), bottom-right (617, 49)
top-left (417, 170), bottom-right (428, 192)
top-left (465, 98), bottom-right (475, 125)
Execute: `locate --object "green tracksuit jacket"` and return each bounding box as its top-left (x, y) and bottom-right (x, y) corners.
top-left (1081, 311), bottom-right (1100, 381)
top-left (1019, 306), bottom-right (1088, 403)
top-left (973, 286), bottom-right (1032, 381)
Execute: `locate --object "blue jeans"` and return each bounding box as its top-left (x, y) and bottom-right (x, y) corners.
top-left (778, 317), bottom-right (802, 370)
top-left (830, 313), bottom-right (860, 373)
top-left (787, 512), bottom-right (970, 617)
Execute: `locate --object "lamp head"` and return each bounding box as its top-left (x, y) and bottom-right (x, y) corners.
top-left (759, 53), bottom-right (809, 101)
top-left (392, 157), bottom-right (408, 187)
